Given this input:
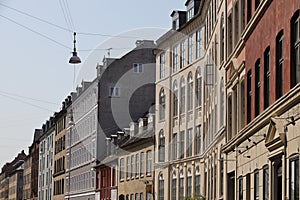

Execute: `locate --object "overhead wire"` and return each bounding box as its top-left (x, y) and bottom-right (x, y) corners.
top-left (0, 2), bottom-right (141, 39)
top-left (0, 90), bottom-right (60, 105)
top-left (0, 14), bottom-right (71, 50)
top-left (59, 0), bottom-right (73, 39)
top-left (0, 93), bottom-right (55, 112)
top-left (64, 0), bottom-right (75, 31)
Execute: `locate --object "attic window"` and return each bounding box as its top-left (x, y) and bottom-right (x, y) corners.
top-left (187, 8), bottom-right (194, 21)
top-left (173, 19), bottom-right (179, 30)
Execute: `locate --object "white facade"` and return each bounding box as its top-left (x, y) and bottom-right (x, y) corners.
top-left (65, 80), bottom-right (98, 200)
top-left (38, 130), bottom-right (54, 200)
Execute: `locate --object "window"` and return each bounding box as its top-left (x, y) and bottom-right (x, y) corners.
top-left (241, 0), bottom-right (246, 31)
top-left (173, 45), bottom-right (179, 73)
top-left (120, 158), bottom-right (124, 180)
top-left (263, 165), bottom-right (269, 200)
top-left (158, 174), bottom-right (164, 200)
top-left (187, 128), bottom-right (193, 157)
top-left (238, 176), bottom-right (243, 200)
top-left (131, 155), bottom-right (134, 178)
top-left (228, 13), bottom-right (233, 54)
top-left (188, 35), bottom-right (193, 64)
top-left (109, 87), bottom-right (120, 97)
top-left (195, 125), bottom-right (201, 155)
top-left (180, 40), bottom-right (186, 68)
top-left (140, 193), bottom-right (144, 200)
top-left (146, 151), bottom-right (152, 175)
top-left (254, 170), bottom-right (259, 200)
top-left (179, 170), bottom-right (184, 200)
top-left (187, 169), bottom-right (192, 198)
top-left (135, 154), bottom-right (139, 177)
top-left (276, 31), bottom-right (284, 99)
top-left (234, 2), bottom-right (239, 46)
top-left (180, 77), bottom-right (186, 114)
top-left (158, 130), bottom-right (165, 162)
top-left (195, 166), bottom-right (201, 197)
top-left (220, 78), bottom-right (225, 126)
top-left (264, 47), bottom-right (271, 108)
top-left (179, 131), bottom-right (185, 159)
top-left (247, 0), bottom-right (252, 22)
top-left (126, 157), bottom-right (130, 179)
top-left (255, 59), bottom-right (260, 116)
top-left (172, 133), bottom-right (177, 160)
top-left (220, 15), bottom-right (225, 62)
top-left (187, 73), bottom-right (193, 110)
top-left (247, 71), bottom-right (252, 123)
top-left (140, 153), bottom-right (144, 176)
top-left (290, 157), bottom-right (299, 200)
top-left (172, 172), bottom-right (177, 200)
top-left (133, 63), bottom-right (143, 73)
top-left (196, 69), bottom-right (202, 107)
top-left (196, 29), bottom-right (202, 59)
top-left (173, 81), bottom-right (178, 116)
top-left (291, 11), bottom-right (300, 86)
top-left (160, 52), bottom-right (165, 79)
top-left (135, 193), bottom-right (139, 200)
top-left (219, 150), bottom-right (224, 196)
top-left (187, 8), bottom-right (194, 21)
top-left (159, 88), bottom-right (166, 120)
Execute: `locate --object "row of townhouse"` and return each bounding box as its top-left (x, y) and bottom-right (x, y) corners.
top-left (0, 39), bottom-right (156, 200)
top-left (154, 0), bottom-right (300, 200)
top-left (1, 0), bottom-right (300, 199)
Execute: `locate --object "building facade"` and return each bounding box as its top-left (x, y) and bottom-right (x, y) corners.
top-left (53, 97), bottom-right (71, 200)
top-left (8, 161), bottom-right (24, 200)
top-left (23, 155), bottom-right (32, 200)
top-left (117, 114), bottom-right (155, 200)
top-left (223, 0), bottom-right (300, 200)
top-left (155, 0), bottom-right (226, 199)
top-left (30, 129), bottom-right (41, 200)
top-left (38, 119), bottom-right (55, 200)
top-left (65, 80), bottom-right (98, 200)
top-left (0, 151), bottom-right (26, 200)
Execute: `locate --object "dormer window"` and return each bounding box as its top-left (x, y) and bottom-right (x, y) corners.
top-left (173, 19), bottom-right (179, 30)
top-left (187, 8), bottom-right (194, 21)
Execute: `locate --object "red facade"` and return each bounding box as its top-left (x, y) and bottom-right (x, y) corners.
top-left (244, 0), bottom-right (300, 123)
top-left (96, 165), bottom-right (117, 200)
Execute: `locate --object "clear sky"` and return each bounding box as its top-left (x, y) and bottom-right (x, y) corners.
top-left (0, 0), bottom-right (185, 168)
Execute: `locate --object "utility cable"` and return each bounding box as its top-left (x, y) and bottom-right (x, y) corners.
top-left (0, 90), bottom-right (60, 105)
top-left (0, 14), bottom-right (71, 50)
top-left (0, 93), bottom-right (54, 112)
top-left (0, 2), bottom-right (140, 39)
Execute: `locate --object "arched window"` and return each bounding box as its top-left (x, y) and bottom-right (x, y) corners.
top-left (159, 88), bottom-right (166, 120)
top-left (196, 68), bottom-right (202, 107)
top-left (171, 171), bottom-right (177, 200)
top-left (180, 77), bottom-right (186, 114)
top-left (158, 173), bottom-right (164, 200)
top-left (220, 78), bottom-right (225, 126)
top-left (291, 10), bottom-right (300, 86)
top-left (158, 130), bottom-right (165, 162)
top-left (187, 73), bottom-right (194, 110)
top-left (187, 168), bottom-right (192, 198)
top-left (173, 81), bottom-right (178, 116)
top-left (179, 169), bottom-right (184, 200)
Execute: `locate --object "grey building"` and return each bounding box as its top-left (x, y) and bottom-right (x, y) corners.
top-left (97, 40), bottom-right (156, 161)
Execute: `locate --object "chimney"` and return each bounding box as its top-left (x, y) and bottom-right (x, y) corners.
top-left (135, 40), bottom-right (155, 49)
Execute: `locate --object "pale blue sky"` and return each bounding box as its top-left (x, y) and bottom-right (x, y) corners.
top-left (0, 0), bottom-right (185, 167)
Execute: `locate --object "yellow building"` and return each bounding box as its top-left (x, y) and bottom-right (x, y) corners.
top-left (117, 114), bottom-right (155, 200)
top-left (53, 97), bottom-right (71, 200)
